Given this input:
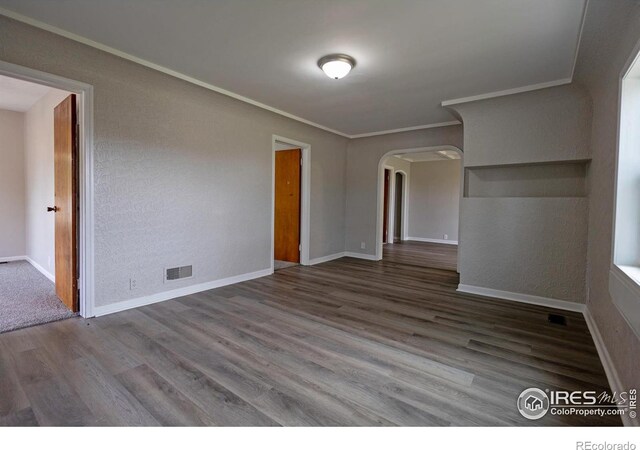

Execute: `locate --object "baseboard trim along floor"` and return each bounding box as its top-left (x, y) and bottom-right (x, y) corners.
top-left (456, 284), bottom-right (586, 313)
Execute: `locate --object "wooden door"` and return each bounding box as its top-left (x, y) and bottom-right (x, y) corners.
top-left (274, 149), bottom-right (301, 263)
top-left (53, 94), bottom-right (78, 312)
top-left (383, 169), bottom-right (391, 244)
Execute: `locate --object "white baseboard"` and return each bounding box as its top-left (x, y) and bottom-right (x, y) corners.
top-left (344, 252), bottom-right (379, 261)
top-left (457, 284), bottom-right (586, 313)
top-left (0, 255), bottom-right (27, 263)
top-left (26, 257), bottom-right (55, 283)
top-left (308, 252), bottom-right (345, 265)
top-left (92, 268), bottom-right (273, 317)
top-left (583, 308), bottom-right (638, 427)
top-left (0, 255), bottom-right (56, 283)
top-left (407, 237), bottom-right (458, 245)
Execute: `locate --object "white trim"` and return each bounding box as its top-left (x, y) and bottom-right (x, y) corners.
top-left (584, 308), bottom-right (638, 427)
top-left (382, 165), bottom-right (395, 244)
top-left (570, 0), bottom-right (589, 80)
top-left (349, 121), bottom-right (461, 139)
top-left (407, 237), bottom-right (458, 245)
top-left (441, 78), bottom-right (572, 107)
top-left (92, 268), bottom-right (272, 317)
top-left (271, 135), bottom-right (311, 269)
top-left (0, 60), bottom-right (95, 318)
top-left (0, 255), bottom-right (27, 263)
top-left (456, 284), bottom-right (586, 313)
top-left (394, 170), bottom-right (409, 241)
top-left (0, 7), bottom-right (352, 139)
top-left (344, 252), bottom-right (379, 261)
top-left (25, 257), bottom-right (55, 283)
top-left (376, 145), bottom-right (464, 261)
top-left (608, 266), bottom-right (640, 339)
top-left (308, 252), bottom-right (345, 265)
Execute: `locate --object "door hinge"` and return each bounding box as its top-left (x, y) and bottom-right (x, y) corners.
top-left (300, 158), bottom-right (303, 166)
top-left (299, 244), bottom-right (301, 252)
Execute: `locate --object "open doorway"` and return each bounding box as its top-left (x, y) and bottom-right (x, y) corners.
top-left (274, 147), bottom-right (302, 271)
top-left (377, 147), bottom-right (462, 271)
top-left (0, 74), bottom-right (79, 332)
top-left (271, 136), bottom-right (311, 271)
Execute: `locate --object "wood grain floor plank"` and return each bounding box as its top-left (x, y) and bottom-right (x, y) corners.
top-left (0, 241), bottom-right (620, 426)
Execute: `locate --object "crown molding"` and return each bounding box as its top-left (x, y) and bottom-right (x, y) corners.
top-left (441, 78), bottom-right (573, 107)
top-left (0, 8), bottom-right (354, 137)
top-left (349, 121), bottom-right (461, 139)
top-left (571, 0), bottom-right (589, 80)
top-left (1, 7), bottom-right (581, 139)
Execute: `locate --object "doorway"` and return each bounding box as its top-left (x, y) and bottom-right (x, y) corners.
top-left (394, 171), bottom-right (405, 242)
top-left (271, 135), bottom-right (311, 271)
top-left (0, 60), bottom-right (94, 320)
top-left (0, 73), bottom-right (82, 332)
top-left (274, 148), bottom-right (301, 270)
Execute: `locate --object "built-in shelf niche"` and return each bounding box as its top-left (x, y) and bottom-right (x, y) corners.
top-left (464, 160), bottom-right (589, 198)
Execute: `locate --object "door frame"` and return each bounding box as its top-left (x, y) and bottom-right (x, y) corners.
top-left (271, 135), bottom-right (310, 269)
top-left (393, 170), bottom-right (408, 242)
top-left (0, 60), bottom-right (95, 318)
top-left (382, 165), bottom-right (394, 244)
top-left (376, 145), bottom-right (463, 263)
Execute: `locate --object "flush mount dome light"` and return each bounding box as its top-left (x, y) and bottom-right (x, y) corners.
top-left (318, 54), bottom-right (356, 79)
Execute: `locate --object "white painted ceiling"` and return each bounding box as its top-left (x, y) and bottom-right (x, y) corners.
top-left (0, 0), bottom-right (586, 136)
top-left (0, 74), bottom-right (52, 112)
top-left (395, 150), bottom-right (461, 163)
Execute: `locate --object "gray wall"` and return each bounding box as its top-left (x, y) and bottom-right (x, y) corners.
top-left (448, 84), bottom-right (592, 303)
top-left (0, 16), bottom-right (349, 308)
top-left (0, 109), bottom-right (25, 259)
top-left (345, 126), bottom-right (463, 255)
top-left (408, 160), bottom-right (460, 242)
top-left (24, 88), bottom-right (70, 278)
top-left (573, 0), bottom-right (640, 394)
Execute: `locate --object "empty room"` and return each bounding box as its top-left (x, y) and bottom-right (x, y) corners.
top-left (0, 0), bottom-right (639, 446)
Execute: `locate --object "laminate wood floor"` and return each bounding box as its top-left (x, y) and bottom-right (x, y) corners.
top-left (0, 244), bottom-right (619, 426)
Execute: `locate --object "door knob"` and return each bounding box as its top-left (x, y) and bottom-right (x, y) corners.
top-left (47, 206), bottom-right (58, 212)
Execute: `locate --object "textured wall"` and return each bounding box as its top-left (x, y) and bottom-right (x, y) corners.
top-left (408, 160), bottom-right (460, 242)
top-left (0, 109), bottom-right (25, 258)
top-left (345, 126), bottom-right (463, 255)
top-left (573, 0), bottom-right (640, 394)
top-left (448, 84), bottom-right (592, 304)
top-left (0, 16), bottom-right (349, 308)
top-left (23, 88), bottom-right (70, 278)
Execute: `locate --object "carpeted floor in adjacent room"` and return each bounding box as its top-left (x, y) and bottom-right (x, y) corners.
top-left (0, 260), bottom-right (74, 333)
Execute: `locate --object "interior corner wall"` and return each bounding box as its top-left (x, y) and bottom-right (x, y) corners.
top-left (0, 15), bottom-right (349, 309)
top-left (23, 87), bottom-right (72, 279)
top-left (0, 109), bottom-right (25, 259)
top-left (573, 0), bottom-right (640, 395)
top-left (408, 160), bottom-right (460, 242)
top-left (448, 84), bottom-right (592, 304)
top-left (345, 126), bottom-right (463, 255)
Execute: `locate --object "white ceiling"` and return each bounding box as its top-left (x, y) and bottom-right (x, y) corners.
top-left (395, 150), bottom-right (461, 163)
top-left (0, 0), bottom-right (586, 136)
top-left (0, 74), bottom-right (52, 112)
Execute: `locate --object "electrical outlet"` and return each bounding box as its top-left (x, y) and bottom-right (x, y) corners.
top-left (360, 241), bottom-right (366, 249)
top-left (443, 234), bottom-right (448, 240)
top-left (129, 278), bottom-right (137, 290)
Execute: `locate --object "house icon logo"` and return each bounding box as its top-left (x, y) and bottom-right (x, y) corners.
top-left (517, 388), bottom-right (550, 420)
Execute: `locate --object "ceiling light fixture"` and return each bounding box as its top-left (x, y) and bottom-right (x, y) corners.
top-left (318, 54), bottom-right (356, 80)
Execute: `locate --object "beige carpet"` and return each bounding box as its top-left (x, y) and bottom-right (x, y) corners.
top-left (0, 260), bottom-right (74, 333)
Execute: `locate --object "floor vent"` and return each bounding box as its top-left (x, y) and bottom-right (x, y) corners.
top-left (548, 313), bottom-right (567, 326)
top-left (0, 261), bottom-right (7, 265)
top-left (165, 265), bottom-right (193, 282)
